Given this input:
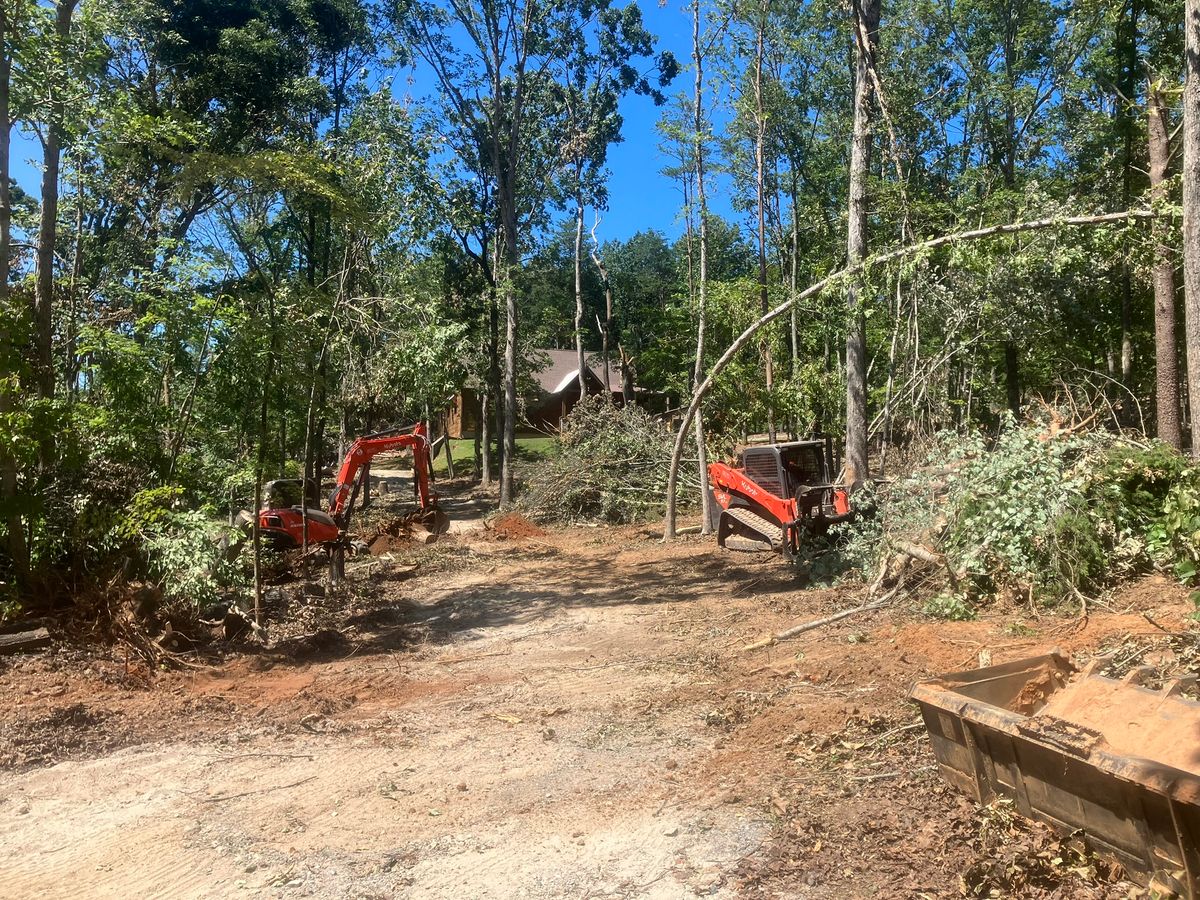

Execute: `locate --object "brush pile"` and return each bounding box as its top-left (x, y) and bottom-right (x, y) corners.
top-left (520, 396), bottom-right (701, 524)
top-left (838, 419), bottom-right (1200, 618)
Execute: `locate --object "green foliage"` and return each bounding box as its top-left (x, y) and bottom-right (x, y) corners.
top-left (838, 423), bottom-right (1200, 619)
top-left (141, 510), bottom-right (243, 609)
top-left (520, 395), bottom-right (699, 524)
top-left (1148, 476), bottom-right (1200, 584)
top-left (924, 591), bottom-right (976, 621)
top-left (115, 486), bottom-right (186, 540)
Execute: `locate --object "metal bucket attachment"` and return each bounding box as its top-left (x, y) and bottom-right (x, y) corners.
top-left (911, 652), bottom-right (1200, 895)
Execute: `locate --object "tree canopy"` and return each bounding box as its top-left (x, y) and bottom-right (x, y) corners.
top-left (0, 0), bottom-right (1195, 602)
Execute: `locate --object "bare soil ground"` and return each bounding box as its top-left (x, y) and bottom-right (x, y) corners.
top-left (0, 490), bottom-right (1195, 899)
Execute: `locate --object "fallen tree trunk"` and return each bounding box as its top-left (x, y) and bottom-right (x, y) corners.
top-left (894, 540), bottom-right (960, 591)
top-left (894, 541), bottom-right (940, 565)
top-left (0, 627), bottom-right (50, 655)
top-left (742, 544), bottom-right (918, 652)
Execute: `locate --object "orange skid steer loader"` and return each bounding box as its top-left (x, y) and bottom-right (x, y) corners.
top-left (707, 437), bottom-right (853, 562)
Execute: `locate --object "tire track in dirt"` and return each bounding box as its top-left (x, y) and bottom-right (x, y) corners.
top-left (0, 748), bottom-right (245, 900)
top-left (0, 539), bottom-right (773, 899)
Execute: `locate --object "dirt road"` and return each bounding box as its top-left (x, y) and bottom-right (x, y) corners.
top-left (0, 514), bottom-right (1191, 898)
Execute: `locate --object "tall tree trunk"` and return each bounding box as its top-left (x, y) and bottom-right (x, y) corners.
top-left (33, 0), bottom-right (78, 400)
top-left (573, 178), bottom-right (587, 396)
top-left (790, 170), bottom-right (800, 389)
top-left (667, 0), bottom-right (714, 539)
top-left (66, 162), bottom-right (82, 398)
top-left (1000, 9), bottom-right (1022, 417)
top-left (602, 264), bottom-right (614, 398)
top-left (753, 2), bottom-right (774, 442)
top-left (691, 0), bottom-right (715, 536)
top-left (1182, 0), bottom-right (1200, 454)
top-left (442, 414), bottom-right (456, 479)
top-left (1149, 77), bottom-right (1181, 449)
top-left (1117, 0), bottom-right (1139, 390)
top-left (252, 293), bottom-right (277, 624)
top-left (487, 244), bottom-right (503, 482)
top-left (590, 242), bottom-right (616, 401)
top-left (499, 216), bottom-right (519, 505)
top-left (474, 391), bottom-right (484, 481)
top-left (844, 0), bottom-right (880, 486)
top-left (0, 2), bottom-right (26, 584)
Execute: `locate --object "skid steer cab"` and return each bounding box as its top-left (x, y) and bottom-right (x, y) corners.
top-left (707, 437), bottom-right (853, 561)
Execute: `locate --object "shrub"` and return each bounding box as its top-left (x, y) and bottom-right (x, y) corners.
top-left (837, 421), bottom-right (1198, 618)
top-left (114, 487), bottom-right (244, 611)
top-left (141, 510), bottom-right (243, 610)
top-left (520, 395), bottom-right (701, 524)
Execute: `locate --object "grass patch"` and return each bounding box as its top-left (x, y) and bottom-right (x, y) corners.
top-left (431, 435), bottom-right (558, 476)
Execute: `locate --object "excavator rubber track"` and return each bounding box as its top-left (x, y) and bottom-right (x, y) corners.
top-left (720, 506), bottom-right (784, 551)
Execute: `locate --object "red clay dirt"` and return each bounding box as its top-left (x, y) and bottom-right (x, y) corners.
top-left (487, 511), bottom-right (549, 540)
top-left (0, 515), bottom-right (1195, 898)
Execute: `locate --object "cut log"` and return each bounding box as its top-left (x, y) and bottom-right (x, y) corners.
top-left (894, 541), bottom-right (941, 565)
top-left (410, 524), bottom-right (437, 545)
top-left (894, 540), bottom-right (960, 590)
top-left (0, 627), bottom-right (50, 655)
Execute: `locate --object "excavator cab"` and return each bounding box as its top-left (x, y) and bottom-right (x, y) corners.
top-left (744, 440), bottom-right (847, 520)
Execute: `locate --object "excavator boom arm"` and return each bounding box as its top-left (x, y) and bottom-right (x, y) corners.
top-left (328, 424), bottom-right (436, 524)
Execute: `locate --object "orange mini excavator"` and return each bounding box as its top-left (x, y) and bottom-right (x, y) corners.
top-left (257, 423), bottom-right (444, 549)
top-left (707, 437), bottom-right (853, 562)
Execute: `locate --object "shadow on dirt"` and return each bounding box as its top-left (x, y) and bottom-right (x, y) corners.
top-left (307, 540), bottom-right (797, 660)
top-left (231, 524), bottom-right (815, 669)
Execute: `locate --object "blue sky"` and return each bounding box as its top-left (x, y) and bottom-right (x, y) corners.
top-left (598, 0), bottom-right (698, 241)
top-left (8, 0), bottom-right (731, 246)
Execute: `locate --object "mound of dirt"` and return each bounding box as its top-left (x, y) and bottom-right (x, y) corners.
top-left (367, 533), bottom-right (409, 555)
top-left (489, 512), bottom-right (548, 540)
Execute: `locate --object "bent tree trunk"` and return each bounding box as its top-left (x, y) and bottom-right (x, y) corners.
top-left (661, 210), bottom-right (1158, 537)
top-left (844, 0), bottom-right (880, 487)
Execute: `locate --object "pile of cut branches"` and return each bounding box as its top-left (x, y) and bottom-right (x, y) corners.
top-left (836, 419), bottom-right (1198, 619)
top-left (520, 396), bottom-right (701, 524)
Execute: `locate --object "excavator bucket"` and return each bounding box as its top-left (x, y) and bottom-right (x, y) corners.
top-left (424, 507), bottom-right (451, 536)
top-left (911, 653), bottom-right (1200, 895)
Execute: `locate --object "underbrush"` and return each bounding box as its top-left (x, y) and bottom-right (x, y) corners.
top-left (113, 486), bottom-right (245, 612)
top-left (519, 396), bottom-right (700, 524)
top-left (834, 422), bottom-right (1200, 619)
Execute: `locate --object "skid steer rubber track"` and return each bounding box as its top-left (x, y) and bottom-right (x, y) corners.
top-left (720, 506), bottom-right (784, 551)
